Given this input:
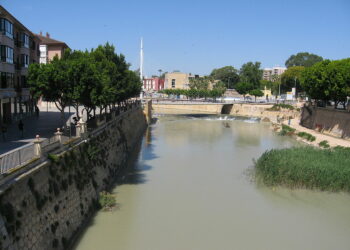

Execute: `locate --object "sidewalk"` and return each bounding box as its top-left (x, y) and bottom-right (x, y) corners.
top-left (283, 118), bottom-right (350, 148)
top-left (0, 108), bottom-right (73, 155)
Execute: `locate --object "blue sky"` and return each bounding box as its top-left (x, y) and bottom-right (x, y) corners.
top-left (2, 0), bottom-right (350, 76)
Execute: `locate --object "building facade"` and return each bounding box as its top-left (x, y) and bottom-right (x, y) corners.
top-left (36, 32), bottom-right (68, 64)
top-left (164, 72), bottom-right (197, 89)
top-left (263, 66), bottom-right (286, 81)
top-left (143, 77), bottom-right (164, 92)
top-left (0, 5), bottom-right (40, 125)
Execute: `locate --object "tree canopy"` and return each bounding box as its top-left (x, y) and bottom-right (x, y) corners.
top-left (301, 58), bottom-right (350, 108)
top-left (210, 66), bottom-right (239, 89)
top-left (280, 66), bottom-right (305, 94)
top-left (285, 52), bottom-right (323, 68)
top-left (239, 62), bottom-right (262, 89)
top-left (28, 43), bottom-right (142, 122)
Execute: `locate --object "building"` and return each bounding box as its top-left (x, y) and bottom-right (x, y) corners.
top-left (143, 77), bottom-right (164, 92)
top-left (263, 66), bottom-right (286, 81)
top-left (36, 32), bottom-right (69, 64)
top-left (164, 72), bottom-right (198, 89)
top-left (0, 5), bottom-right (40, 125)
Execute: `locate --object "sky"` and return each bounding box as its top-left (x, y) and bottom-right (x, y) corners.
top-left (1, 0), bottom-right (350, 77)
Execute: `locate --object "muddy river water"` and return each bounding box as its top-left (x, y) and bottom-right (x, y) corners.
top-left (75, 115), bottom-right (350, 250)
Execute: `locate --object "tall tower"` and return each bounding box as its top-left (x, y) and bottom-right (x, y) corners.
top-left (140, 37), bottom-right (144, 81)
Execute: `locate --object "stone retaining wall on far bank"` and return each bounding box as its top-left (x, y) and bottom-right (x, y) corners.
top-left (0, 108), bottom-right (147, 250)
top-left (300, 106), bottom-right (350, 140)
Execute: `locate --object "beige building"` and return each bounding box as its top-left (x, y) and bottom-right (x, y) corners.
top-left (0, 5), bottom-right (40, 125)
top-left (164, 72), bottom-right (197, 89)
top-left (263, 66), bottom-right (286, 81)
top-left (36, 32), bottom-right (69, 64)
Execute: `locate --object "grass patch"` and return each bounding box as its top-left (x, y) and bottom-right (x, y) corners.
top-left (279, 124), bottom-right (295, 136)
top-left (267, 104), bottom-right (295, 111)
top-left (319, 140), bottom-right (330, 148)
top-left (255, 146), bottom-right (350, 192)
top-left (99, 191), bottom-right (117, 211)
top-left (297, 132), bottom-right (316, 142)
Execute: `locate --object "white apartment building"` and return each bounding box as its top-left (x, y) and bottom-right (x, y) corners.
top-left (263, 66), bottom-right (286, 81)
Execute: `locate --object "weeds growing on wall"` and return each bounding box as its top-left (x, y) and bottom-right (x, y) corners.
top-left (267, 104), bottom-right (295, 111)
top-left (99, 191), bottom-right (117, 211)
top-left (255, 146), bottom-right (350, 192)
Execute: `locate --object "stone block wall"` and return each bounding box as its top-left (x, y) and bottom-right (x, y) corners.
top-left (0, 108), bottom-right (147, 250)
top-left (300, 106), bottom-right (350, 140)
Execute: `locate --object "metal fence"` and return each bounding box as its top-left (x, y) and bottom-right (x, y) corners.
top-left (0, 100), bottom-right (141, 175)
top-left (0, 143), bottom-right (36, 174)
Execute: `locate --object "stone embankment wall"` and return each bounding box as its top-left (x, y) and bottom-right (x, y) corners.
top-left (300, 106), bottom-right (350, 140)
top-left (0, 108), bottom-right (147, 250)
top-left (228, 104), bottom-right (298, 121)
top-left (152, 103), bottom-right (299, 122)
top-left (152, 103), bottom-right (223, 114)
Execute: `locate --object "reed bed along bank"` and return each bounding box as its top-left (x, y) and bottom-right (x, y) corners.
top-left (255, 146), bottom-right (350, 192)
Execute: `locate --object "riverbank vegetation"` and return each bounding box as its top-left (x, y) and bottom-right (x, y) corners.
top-left (255, 146), bottom-right (350, 192)
top-left (267, 104), bottom-right (295, 111)
top-left (297, 132), bottom-right (316, 142)
top-left (99, 191), bottom-right (117, 211)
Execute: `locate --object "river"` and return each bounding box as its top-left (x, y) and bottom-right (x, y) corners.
top-left (74, 115), bottom-right (350, 250)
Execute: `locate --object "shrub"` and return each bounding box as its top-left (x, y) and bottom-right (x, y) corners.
top-left (319, 140), bottom-right (330, 148)
top-left (255, 146), bottom-right (350, 192)
top-left (279, 124), bottom-right (295, 136)
top-left (297, 132), bottom-right (316, 142)
top-left (99, 191), bottom-right (117, 211)
top-left (267, 104), bottom-right (295, 111)
top-left (48, 154), bottom-right (60, 163)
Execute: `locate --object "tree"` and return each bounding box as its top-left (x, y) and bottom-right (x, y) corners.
top-left (188, 76), bottom-right (211, 90)
top-left (301, 58), bottom-right (350, 108)
top-left (235, 82), bottom-right (253, 99)
top-left (280, 66), bottom-right (305, 94)
top-left (239, 62), bottom-right (262, 89)
top-left (210, 66), bottom-right (239, 89)
top-left (285, 52), bottom-right (323, 68)
top-left (249, 89), bottom-right (264, 102)
top-left (28, 42), bottom-right (142, 122)
top-left (28, 56), bottom-right (71, 125)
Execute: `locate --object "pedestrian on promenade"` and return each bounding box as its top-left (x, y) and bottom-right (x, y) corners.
top-left (35, 105), bottom-right (40, 117)
top-left (18, 120), bottom-right (24, 138)
top-left (1, 125), bottom-right (7, 142)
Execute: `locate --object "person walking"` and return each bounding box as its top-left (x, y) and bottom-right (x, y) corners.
top-left (18, 120), bottom-right (24, 138)
top-left (35, 105), bottom-right (40, 117)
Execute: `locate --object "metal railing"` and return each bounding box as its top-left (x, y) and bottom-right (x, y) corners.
top-left (0, 143), bottom-right (35, 174)
top-left (0, 100), bottom-right (142, 175)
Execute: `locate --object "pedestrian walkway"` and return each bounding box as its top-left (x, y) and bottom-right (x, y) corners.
top-left (283, 118), bottom-right (350, 148)
top-left (0, 108), bottom-right (73, 155)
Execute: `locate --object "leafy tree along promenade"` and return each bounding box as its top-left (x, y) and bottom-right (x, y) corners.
top-left (28, 43), bottom-right (142, 122)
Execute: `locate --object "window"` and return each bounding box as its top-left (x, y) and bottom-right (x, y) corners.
top-left (20, 33), bottom-right (29, 48)
top-left (0, 72), bottom-right (14, 88)
top-left (171, 79), bottom-right (175, 88)
top-left (0, 18), bottom-right (13, 39)
top-left (0, 45), bottom-right (14, 63)
top-left (21, 54), bottom-right (29, 68)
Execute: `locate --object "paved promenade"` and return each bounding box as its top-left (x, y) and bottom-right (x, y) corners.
top-left (0, 108), bottom-right (73, 155)
top-left (283, 118), bottom-right (350, 148)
